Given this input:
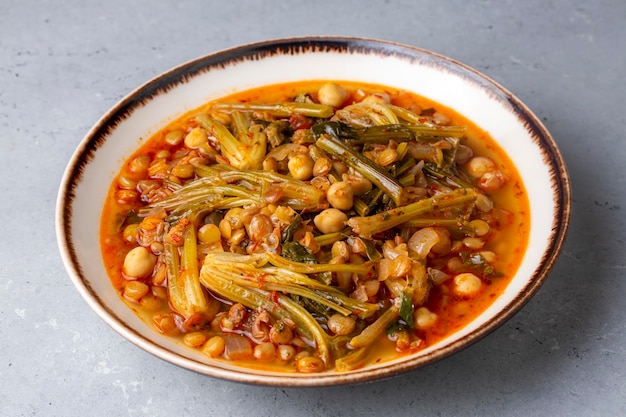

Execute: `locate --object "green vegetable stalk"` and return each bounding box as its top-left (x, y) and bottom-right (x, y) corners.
top-left (315, 133), bottom-right (407, 207)
top-left (196, 114), bottom-right (266, 170)
top-left (164, 223), bottom-right (210, 318)
top-left (347, 188), bottom-right (478, 237)
top-left (212, 101), bottom-right (334, 118)
top-left (349, 305), bottom-right (400, 349)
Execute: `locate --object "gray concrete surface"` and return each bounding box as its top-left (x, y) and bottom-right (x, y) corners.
top-left (1, 0), bottom-right (624, 416)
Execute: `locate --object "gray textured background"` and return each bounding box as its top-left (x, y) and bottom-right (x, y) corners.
top-left (1, 1), bottom-right (625, 416)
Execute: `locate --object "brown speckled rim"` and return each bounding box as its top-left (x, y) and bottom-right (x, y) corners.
top-left (56, 36), bottom-right (571, 386)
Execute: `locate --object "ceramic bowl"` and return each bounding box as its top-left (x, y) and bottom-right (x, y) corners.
top-left (56, 37), bottom-right (571, 386)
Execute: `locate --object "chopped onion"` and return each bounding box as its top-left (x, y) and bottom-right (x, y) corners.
top-left (407, 227), bottom-right (440, 259)
top-left (223, 334), bottom-right (253, 360)
top-left (428, 268), bottom-right (451, 285)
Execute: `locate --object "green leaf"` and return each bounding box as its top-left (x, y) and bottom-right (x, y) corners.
top-left (281, 214), bottom-right (302, 243)
top-left (459, 251), bottom-right (501, 278)
top-left (282, 241), bottom-right (317, 264)
top-left (399, 293), bottom-right (414, 329)
top-left (386, 321), bottom-right (404, 336)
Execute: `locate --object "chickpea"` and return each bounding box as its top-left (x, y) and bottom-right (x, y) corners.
top-left (277, 345), bottom-right (297, 362)
top-left (198, 223), bottom-right (221, 244)
top-left (149, 241), bottom-right (164, 255)
top-left (253, 342), bottom-right (276, 362)
top-left (331, 240), bottom-right (350, 261)
top-left (115, 189), bottom-right (138, 205)
top-left (152, 312), bottom-right (183, 335)
top-left (469, 219), bottom-right (490, 237)
top-left (228, 228), bottom-right (246, 247)
top-left (462, 237), bottom-right (485, 250)
top-left (414, 307), bottom-right (438, 329)
top-left (326, 181), bottom-right (354, 210)
top-left (345, 174), bottom-right (373, 195)
top-left (224, 207), bottom-right (246, 229)
top-left (453, 273), bottom-right (483, 297)
top-left (296, 356), bottom-right (325, 373)
top-left (466, 156), bottom-right (496, 178)
top-left (317, 82), bottom-right (348, 107)
top-left (313, 208), bottom-right (348, 234)
top-left (288, 154), bottom-right (314, 180)
top-left (123, 280), bottom-right (149, 303)
top-left (164, 130), bottom-right (185, 146)
top-left (171, 163), bottom-right (194, 179)
top-left (313, 157), bottom-right (332, 177)
top-left (167, 175), bottom-right (182, 186)
top-left (310, 176), bottom-right (331, 193)
top-left (122, 224), bottom-right (139, 243)
top-left (202, 336), bottom-right (226, 358)
top-left (183, 332), bottom-right (208, 348)
top-left (155, 149), bottom-right (171, 159)
top-left (152, 285), bottom-right (168, 300)
top-left (327, 314), bottom-right (356, 336)
top-left (263, 156), bottom-right (278, 172)
top-left (218, 218), bottom-right (232, 239)
top-left (376, 148), bottom-right (399, 167)
top-left (479, 250), bottom-right (497, 263)
top-left (184, 127), bottom-right (208, 149)
top-left (129, 155), bottom-right (151, 176)
top-left (269, 320), bottom-right (294, 345)
top-left (139, 294), bottom-right (162, 311)
top-left (123, 247), bottom-right (157, 279)
top-left (361, 92), bottom-right (391, 104)
top-left (117, 175), bottom-right (137, 190)
top-left (363, 279), bottom-right (380, 298)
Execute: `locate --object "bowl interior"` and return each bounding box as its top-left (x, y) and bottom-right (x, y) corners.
top-left (56, 37), bottom-right (570, 386)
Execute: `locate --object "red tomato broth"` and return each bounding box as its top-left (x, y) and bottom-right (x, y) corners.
top-left (100, 80), bottom-right (529, 372)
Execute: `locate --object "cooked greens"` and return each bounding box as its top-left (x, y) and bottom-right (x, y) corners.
top-left (104, 81), bottom-right (519, 373)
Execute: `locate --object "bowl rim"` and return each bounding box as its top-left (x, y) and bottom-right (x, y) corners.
top-left (56, 35), bottom-right (571, 386)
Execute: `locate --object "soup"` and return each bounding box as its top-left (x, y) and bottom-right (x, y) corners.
top-left (100, 81), bottom-right (529, 373)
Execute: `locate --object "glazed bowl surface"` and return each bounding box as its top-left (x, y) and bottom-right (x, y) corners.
top-left (56, 37), bottom-right (570, 386)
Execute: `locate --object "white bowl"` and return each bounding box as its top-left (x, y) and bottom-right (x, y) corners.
top-left (56, 37), bottom-right (571, 386)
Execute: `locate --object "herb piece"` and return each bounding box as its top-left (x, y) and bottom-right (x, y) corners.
top-left (281, 214), bottom-right (302, 243)
top-left (459, 251), bottom-right (501, 278)
top-left (399, 293), bottom-right (414, 329)
top-left (282, 241), bottom-right (318, 264)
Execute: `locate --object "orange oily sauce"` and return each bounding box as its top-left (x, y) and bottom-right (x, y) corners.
top-left (100, 81), bottom-right (530, 372)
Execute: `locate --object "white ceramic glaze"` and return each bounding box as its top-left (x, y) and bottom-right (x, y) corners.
top-left (56, 37), bottom-right (571, 386)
